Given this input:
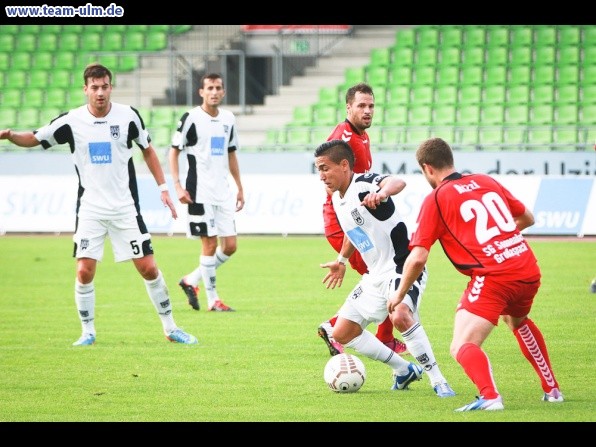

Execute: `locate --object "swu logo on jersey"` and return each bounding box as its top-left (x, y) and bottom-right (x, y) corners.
top-left (211, 136), bottom-right (225, 156)
top-left (346, 226), bottom-right (373, 253)
top-left (89, 142), bottom-right (112, 164)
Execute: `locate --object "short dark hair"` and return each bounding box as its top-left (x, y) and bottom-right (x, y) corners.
top-left (314, 139), bottom-right (354, 169)
top-left (345, 82), bottom-right (374, 104)
top-left (83, 63), bottom-right (113, 85)
top-left (416, 137), bottom-right (454, 170)
top-left (200, 73), bottom-right (224, 89)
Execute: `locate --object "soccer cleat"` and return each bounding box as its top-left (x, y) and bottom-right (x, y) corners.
top-left (166, 328), bottom-right (198, 344)
top-left (433, 381), bottom-right (456, 398)
top-left (455, 395), bottom-right (504, 411)
top-left (179, 278), bottom-right (200, 310)
top-left (383, 338), bottom-right (409, 356)
top-left (392, 363), bottom-right (424, 390)
top-left (208, 300), bottom-right (235, 312)
top-left (542, 388), bottom-right (564, 403)
top-left (72, 334), bottom-right (96, 346)
top-left (318, 322), bottom-right (344, 356)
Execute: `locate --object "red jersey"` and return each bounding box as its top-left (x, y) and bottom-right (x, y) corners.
top-left (323, 120), bottom-right (373, 236)
top-left (410, 172), bottom-right (540, 281)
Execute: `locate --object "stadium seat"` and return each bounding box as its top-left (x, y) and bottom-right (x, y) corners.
top-left (117, 54), bottom-right (139, 72)
top-left (483, 85), bottom-right (506, 104)
top-left (505, 104), bottom-right (529, 124)
top-left (410, 85), bottom-right (434, 104)
top-left (2, 89), bottom-right (22, 108)
top-left (313, 104), bottom-right (339, 125)
top-left (31, 52), bottom-right (53, 71)
top-left (11, 52), bottom-right (32, 70)
top-left (411, 65), bottom-right (435, 85)
top-left (534, 26), bottom-right (557, 46)
top-left (124, 31), bottom-right (145, 51)
top-left (0, 24), bottom-right (19, 34)
top-left (415, 47), bottom-right (438, 66)
top-left (558, 46), bottom-right (581, 66)
top-left (533, 65), bottom-right (556, 85)
top-left (290, 105), bottom-right (313, 126)
top-left (458, 104), bottom-right (481, 124)
top-left (582, 64), bottom-right (596, 84)
top-left (440, 26), bottom-right (463, 48)
top-left (103, 32), bottom-right (124, 52)
top-left (39, 107), bottom-right (63, 124)
top-left (534, 46), bottom-right (556, 66)
top-left (486, 25), bottom-right (509, 48)
top-left (52, 69), bottom-right (72, 89)
top-left (58, 33), bottom-right (80, 52)
top-left (344, 66), bottom-right (366, 85)
top-left (16, 108), bottom-right (40, 130)
top-left (510, 26), bottom-right (533, 48)
top-left (435, 84), bottom-right (458, 104)
top-left (318, 86), bottom-right (340, 105)
top-left (555, 83), bottom-right (580, 104)
top-left (36, 33), bottom-right (58, 52)
top-left (394, 28), bottom-right (416, 48)
top-left (0, 34), bottom-right (15, 52)
top-left (509, 46), bottom-right (532, 66)
top-left (80, 32), bottom-right (102, 52)
top-left (45, 88), bottom-right (68, 107)
top-left (392, 46), bottom-right (414, 66)
top-left (459, 85), bottom-right (482, 105)
top-left (531, 84), bottom-right (555, 104)
top-left (481, 104), bottom-right (505, 125)
top-left (388, 65), bottom-right (412, 85)
top-left (478, 126), bottom-right (504, 148)
top-left (383, 105), bottom-right (408, 125)
top-left (370, 47), bottom-right (391, 66)
top-left (387, 84), bottom-right (410, 104)
top-left (507, 84), bottom-right (531, 104)
top-left (14, 34), bottom-right (36, 52)
top-left (460, 65), bottom-right (483, 85)
top-left (580, 83), bottom-right (596, 103)
top-left (530, 104), bottom-right (554, 124)
top-left (0, 108), bottom-right (18, 128)
top-left (527, 127), bottom-right (553, 147)
top-left (146, 31), bottom-right (169, 51)
top-left (508, 65), bottom-right (532, 85)
top-left (558, 26), bottom-right (581, 47)
top-left (85, 24), bottom-right (106, 33)
top-left (554, 103), bottom-right (578, 124)
top-left (408, 104), bottom-right (433, 125)
top-left (0, 53), bottom-right (9, 71)
top-left (484, 65), bottom-right (508, 85)
top-left (485, 46), bottom-right (508, 66)
top-left (463, 25), bottom-right (486, 47)
top-left (437, 46), bottom-right (461, 66)
top-left (53, 51), bottom-right (76, 69)
top-left (557, 64), bottom-right (580, 84)
top-left (579, 103), bottom-right (596, 124)
top-left (22, 88), bottom-right (44, 105)
top-left (366, 65), bottom-right (388, 86)
top-left (461, 46), bottom-right (485, 66)
top-left (5, 70), bottom-right (27, 89)
top-left (417, 26), bottom-right (440, 48)
top-left (436, 65), bottom-right (459, 86)
top-left (433, 104), bottom-right (457, 124)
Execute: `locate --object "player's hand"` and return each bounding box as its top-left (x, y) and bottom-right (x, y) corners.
top-left (175, 185), bottom-right (193, 204)
top-left (161, 192), bottom-right (178, 219)
top-left (320, 260), bottom-right (346, 289)
top-left (361, 191), bottom-right (387, 209)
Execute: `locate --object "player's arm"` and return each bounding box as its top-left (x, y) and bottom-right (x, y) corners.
top-left (167, 146), bottom-right (192, 205)
top-left (0, 130), bottom-right (41, 147)
top-left (142, 144), bottom-right (177, 219)
top-left (514, 207), bottom-right (535, 231)
top-left (228, 150), bottom-right (245, 211)
top-left (387, 245), bottom-right (428, 314)
top-left (361, 175), bottom-right (406, 209)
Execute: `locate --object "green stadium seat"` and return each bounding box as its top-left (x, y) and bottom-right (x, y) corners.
top-left (408, 104), bottom-right (432, 125)
top-left (117, 54), bottom-right (139, 72)
top-left (557, 64), bottom-right (580, 85)
top-left (318, 86), bottom-right (340, 105)
top-left (11, 52), bottom-right (32, 70)
top-left (435, 84), bottom-right (458, 104)
top-left (533, 65), bottom-right (556, 85)
top-left (45, 88), bottom-right (68, 107)
top-left (437, 46), bottom-right (461, 66)
top-left (507, 84), bottom-right (531, 104)
top-left (463, 26), bottom-right (486, 47)
top-left (22, 88), bottom-right (45, 105)
top-left (458, 104), bottom-right (481, 124)
top-left (383, 105), bottom-right (408, 125)
top-left (52, 69), bottom-right (72, 89)
top-left (370, 47), bottom-right (391, 67)
top-left (411, 65), bottom-right (435, 85)
top-left (460, 65), bottom-right (483, 85)
top-left (485, 46), bottom-right (508, 66)
top-left (478, 126), bottom-right (503, 148)
top-left (436, 65), bottom-right (459, 86)
top-left (510, 26), bottom-right (533, 48)
top-left (558, 46), bottom-right (580, 66)
top-left (17, 108), bottom-right (40, 130)
top-left (405, 127), bottom-right (431, 144)
top-left (5, 70), bottom-right (27, 89)
top-left (461, 46), bottom-right (484, 66)
top-left (14, 34), bottom-right (37, 52)
top-left (0, 71), bottom-right (4, 88)
top-left (580, 83), bottom-right (596, 103)
top-left (583, 26), bottom-right (596, 46)
top-left (433, 104), bottom-right (457, 124)
top-left (387, 84), bottom-right (410, 104)
top-left (417, 25), bottom-right (440, 48)
top-left (1, 24), bottom-right (19, 34)
top-left (0, 53), bottom-right (9, 71)
top-left (483, 85), bottom-right (506, 104)
top-left (440, 26), bottom-right (463, 48)
top-left (388, 65), bottom-right (412, 85)
top-left (36, 33), bottom-right (58, 52)
top-left (67, 87), bottom-right (84, 106)
top-left (366, 65), bottom-right (388, 86)
top-left (124, 31), bottom-right (145, 51)
top-left (96, 54), bottom-right (119, 71)
top-left (392, 46), bottom-right (414, 66)
top-left (534, 26), bottom-right (557, 46)
top-left (554, 127), bottom-right (579, 147)
top-left (558, 26), bottom-right (581, 47)
top-left (146, 31), bottom-right (168, 51)
top-left (582, 64), bottom-right (596, 84)
top-left (527, 127), bottom-right (553, 147)
top-left (505, 104), bottom-right (529, 124)
top-left (380, 127), bottom-right (403, 145)
top-left (31, 52), bottom-right (53, 71)
top-left (509, 65), bottom-right (532, 85)
top-left (2, 89), bottom-right (22, 108)
top-left (484, 65), bottom-right (507, 85)
top-left (53, 51), bottom-right (75, 69)
top-left (80, 32), bottom-right (102, 52)
top-left (0, 108), bottom-right (18, 128)
top-left (58, 33), bottom-right (80, 52)
top-left (394, 28), bottom-right (416, 48)
top-left (373, 85), bottom-right (387, 104)
top-left (103, 32), bottom-right (124, 52)
top-left (39, 107), bottom-right (63, 123)
top-left (410, 85), bottom-right (434, 104)
top-left (554, 83), bottom-right (579, 104)
top-left (529, 104), bottom-right (554, 124)
top-left (534, 46), bottom-right (556, 66)
top-left (509, 46), bottom-right (532, 66)
top-left (0, 34), bottom-right (15, 52)
top-left (486, 25), bottom-right (509, 48)
top-left (344, 66), bottom-right (366, 85)
top-left (415, 47), bottom-right (438, 66)
top-left (579, 103), bottom-right (596, 124)
top-left (502, 126), bottom-right (527, 147)
top-left (531, 84), bottom-right (555, 104)
top-left (313, 104), bottom-right (339, 125)
top-left (554, 103), bottom-right (578, 124)
top-left (459, 85), bottom-right (482, 105)
top-left (481, 104), bottom-right (505, 125)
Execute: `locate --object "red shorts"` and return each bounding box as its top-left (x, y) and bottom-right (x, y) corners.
top-left (456, 274), bottom-right (541, 326)
top-left (326, 231), bottom-right (368, 275)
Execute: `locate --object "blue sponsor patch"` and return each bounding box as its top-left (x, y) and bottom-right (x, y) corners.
top-left (89, 142), bottom-right (112, 164)
top-left (211, 136), bottom-right (225, 156)
top-left (346, 226), bottom-right (373, 253)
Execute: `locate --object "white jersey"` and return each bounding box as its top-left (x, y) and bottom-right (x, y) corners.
top-left (171, 106), bottom-right (239, 205)
top-left (332, 172), bottom-right (411, 278)
top-left (35, 102), bottom-right (151, 220)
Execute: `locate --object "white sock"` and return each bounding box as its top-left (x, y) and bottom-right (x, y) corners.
top-left (74, 279), bottom-right (95, 336)
top-left (200, 255), bottom-right (219, 306)
top-left (214, 246), bottom-right (230, 268)
top-left (401, 322), bottom-right (447, 385)
top-left (144, 270), bottom-right (176, 334)
top-left (345, 329), bottom-right (411, 373)
top-left (185, 247), bottom-right (230, 286)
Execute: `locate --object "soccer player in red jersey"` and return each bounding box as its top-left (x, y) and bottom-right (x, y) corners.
top-left (317, 83), bottom-right (407, 357)
top-left (388, 137), bottom-right (563, 411)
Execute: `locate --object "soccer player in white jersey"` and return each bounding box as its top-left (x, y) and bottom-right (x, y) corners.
top-left (168, 73), bottom-right (245, 312)
top-left (0, 63), bottom-right (197, 346)
top-left (314, 139), bottom-right (455, 396)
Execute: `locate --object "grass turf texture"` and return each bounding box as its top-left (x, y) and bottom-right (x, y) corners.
top-left (0, 235), bottom-right (594, 422)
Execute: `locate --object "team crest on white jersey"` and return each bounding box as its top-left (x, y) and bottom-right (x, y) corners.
top-left (110, 125), bottom-right (120, 139)
top-left (351, 208), bottom-right (364, 225)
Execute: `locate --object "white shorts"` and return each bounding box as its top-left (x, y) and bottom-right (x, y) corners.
top-left (186, 201), bottom-right (236, 239)
top-left (338, 268), bottom-right (428, 329)
top-left (73, 216), bottom-right (153, 262)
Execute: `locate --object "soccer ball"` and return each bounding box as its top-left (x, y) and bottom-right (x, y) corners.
top-left (324, 353), bottom-right (366, 393)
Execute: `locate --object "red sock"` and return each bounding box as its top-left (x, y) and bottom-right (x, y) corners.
top-left (329, 315), bottom-right (338, 327)
top-left (514, 318), bottom-right (560, 393)
top-left (456, 342), bottom-right (499, 399)
top-left (375, 316), bottom-right (395, 344)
